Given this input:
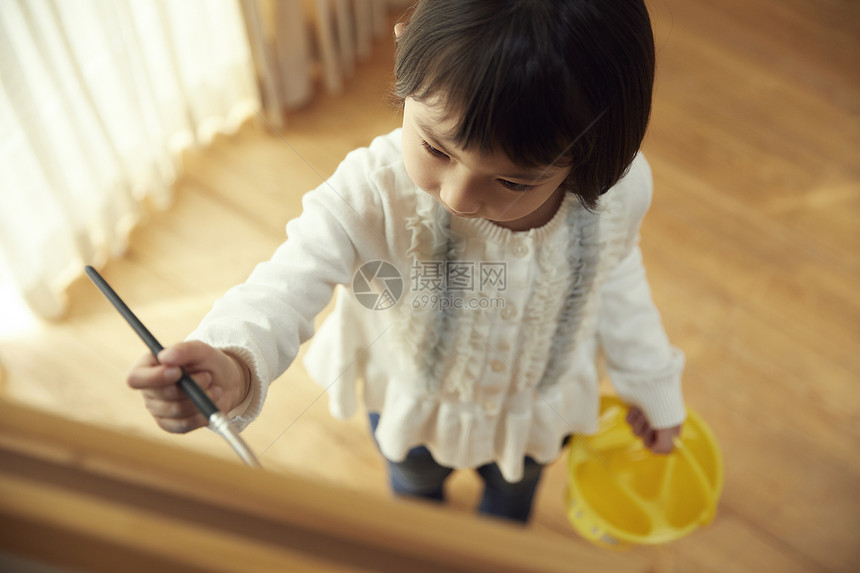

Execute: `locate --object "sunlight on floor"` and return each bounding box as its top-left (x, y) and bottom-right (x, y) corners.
top-left (0, 282), bottom-right (37, 339)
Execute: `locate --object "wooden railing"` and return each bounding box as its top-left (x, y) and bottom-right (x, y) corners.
top-left (0, 399), bottom-right (642, 572)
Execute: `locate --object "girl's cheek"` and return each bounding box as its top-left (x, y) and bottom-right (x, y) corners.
top-left (403, 150), bottom-right (436, 193)
top-left (412, 169), bottom-right (437, 194)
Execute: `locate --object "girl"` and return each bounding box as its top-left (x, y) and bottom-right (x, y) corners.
top-left (127, 0), bottom-right (685, 524)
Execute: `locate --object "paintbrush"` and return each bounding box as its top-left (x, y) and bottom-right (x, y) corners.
top-left (85, 265), bottom-right (261, 468)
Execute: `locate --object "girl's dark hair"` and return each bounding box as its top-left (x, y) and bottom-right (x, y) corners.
top-left (394, 0), bottom-right (655, 210)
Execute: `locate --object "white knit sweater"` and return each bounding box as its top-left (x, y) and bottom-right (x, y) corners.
top-left (189, 128), bottom-right (686, 482)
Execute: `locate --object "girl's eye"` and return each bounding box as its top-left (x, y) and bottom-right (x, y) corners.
top-left (421, 140), bottom-right (448, 159)
top-left (498, 179), bottom-right (533, 192)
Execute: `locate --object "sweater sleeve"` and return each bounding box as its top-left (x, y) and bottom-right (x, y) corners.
top-left (186, 136), bottom-right (398, 429)
top-left (596, 155), bottom-right (686, 429)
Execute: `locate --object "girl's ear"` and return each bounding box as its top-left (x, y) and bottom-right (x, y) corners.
top-left (394, 22), bottom-right (406, 39)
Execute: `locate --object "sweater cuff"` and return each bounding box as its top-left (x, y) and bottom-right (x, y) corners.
top-left (220, 345), bottom-right (266, 431)
top-left (608, 346), bottom-right (687, 429)
top-left (185, 330), bottom-right (269, 432)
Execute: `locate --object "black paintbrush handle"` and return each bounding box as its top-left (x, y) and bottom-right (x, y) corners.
top-left (85, 266), bottom-right (218, 419)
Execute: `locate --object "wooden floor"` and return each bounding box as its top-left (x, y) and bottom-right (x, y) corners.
top-left (2, 1), bottom-right (858, 571)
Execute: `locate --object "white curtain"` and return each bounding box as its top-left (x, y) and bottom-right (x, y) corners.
top-left (310, 0), bottom-right (391, 93)
top-left (0, 0), bottom-right (399, 326)
top-left (0, 0), bottom-right (260, 320)
top-left (240, 0), bottom-right (392, 128)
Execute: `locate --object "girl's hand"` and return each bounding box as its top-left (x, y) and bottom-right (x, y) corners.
top-left (126, 341), bottom-right (250, 434)
top-left (626, 406), bottom-right (681, 454)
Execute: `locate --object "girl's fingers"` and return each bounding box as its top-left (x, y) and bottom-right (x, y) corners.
top-left (625, 404), bottom-right (683, 454)
top-left (626, 407), bottom-right (649, 437)
top-left (143, 395), bottom-right (200, 419)
top-left (643, 429), bottom-right (657, 449)
top-left (126, 359), bottom-right (182, 390)
top-left (130, 365), bottom-right (213, 397)
top-left (650, 436), bottom-right (672, 454)
top-left (154, 413), bottom-right (208, 434)
top-left (649, 427), bottom-right (680, 454)
top-left (143, 381), bottom-right (222, 414)
top-left (186, 371), bottom-right (214, 390)
top-left (128, 342), bottom-right (227, 433)
top-left (158, 340), bottom-right (219, 372)
top-left (142, 384), bottom-right (185, 401)
top-left (130, 351), bottom-right (159, 369)
top-left (147, 374), bottom-right (218, 402)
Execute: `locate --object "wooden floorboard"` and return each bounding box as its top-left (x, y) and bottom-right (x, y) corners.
top-left (1, 1), bottom-right (858, 571)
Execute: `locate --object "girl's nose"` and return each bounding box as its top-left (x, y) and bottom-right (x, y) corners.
top-left (439, 178), bottom-right (481, 215)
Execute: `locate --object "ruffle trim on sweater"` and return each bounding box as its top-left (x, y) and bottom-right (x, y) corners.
top-left (397, 196), bottom-right (452, 394)
top-left (372, 383), bottom-right (599, 483)
top-left (394, 192), bottom-right (609, 401)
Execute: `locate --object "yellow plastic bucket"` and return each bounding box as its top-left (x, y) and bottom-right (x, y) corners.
top-left (565, 395), bottom-right (723, 550)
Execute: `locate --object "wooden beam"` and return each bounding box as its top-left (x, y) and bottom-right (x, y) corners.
top-left (0, 399), bottom-right (643, 573)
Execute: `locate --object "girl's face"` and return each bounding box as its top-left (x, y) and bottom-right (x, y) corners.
top-left (402, 97), bottom-right (572, 232)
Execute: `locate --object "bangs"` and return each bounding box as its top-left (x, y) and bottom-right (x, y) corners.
top-left (393, 0), bottom-right (655, 210)
top-left (395, 2), bottom-right (600, 171)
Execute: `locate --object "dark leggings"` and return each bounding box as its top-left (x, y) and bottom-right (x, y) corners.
top-left (368, 413), bottom-right (544, 524)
